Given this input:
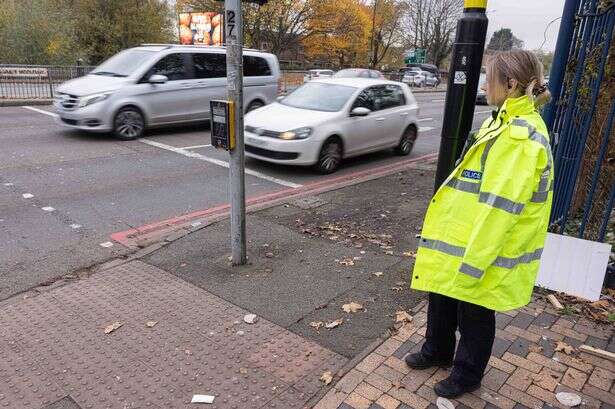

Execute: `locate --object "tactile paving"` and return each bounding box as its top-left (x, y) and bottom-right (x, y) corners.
top-left (0, 261), bottom-right (348, 408)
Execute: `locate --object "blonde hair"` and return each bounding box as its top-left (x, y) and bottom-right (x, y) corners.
top-left (487, 50), bottom-right (551, 107)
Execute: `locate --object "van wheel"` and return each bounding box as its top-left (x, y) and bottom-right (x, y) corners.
top-left (114, 107), bottom-right (144, 140)
top-left (395, 126), bottom-right (417, 156)
top-left (247, 100), bottom-right (264, 113)
top-left (314, 139), bottom-right (342, 174)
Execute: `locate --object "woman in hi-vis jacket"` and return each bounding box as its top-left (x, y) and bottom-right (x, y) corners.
top-left (407, 50), bottom-right (553, 398)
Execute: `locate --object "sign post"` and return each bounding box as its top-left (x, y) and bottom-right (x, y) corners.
top-left (434, 0), bottom-right (488, 190)
top-left (224, 0), bottom-right (247, 265)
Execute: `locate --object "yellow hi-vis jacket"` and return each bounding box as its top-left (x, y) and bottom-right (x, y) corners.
top-left (411, 95), bottom-right (554, 311)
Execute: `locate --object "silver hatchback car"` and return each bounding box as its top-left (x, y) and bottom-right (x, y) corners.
top-left (54, 45), bottom-right (281, 140)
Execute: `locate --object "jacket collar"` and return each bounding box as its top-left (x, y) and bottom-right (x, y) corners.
top-left (496, 95), bottom-right (535, 122)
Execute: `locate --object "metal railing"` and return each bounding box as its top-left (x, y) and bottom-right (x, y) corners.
top-left (546, 0), bottom-right (615, 243)
top-left (0, 64), bottom-right (95, 100)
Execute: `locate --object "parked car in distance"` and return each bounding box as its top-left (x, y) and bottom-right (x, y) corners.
top-left (303, 69), bottom-right (335, 82)
top-left (401, 69), bottom-right (437, 87)
top-left (243, 78), bottom-right (420, 174)
top-left (405, 63), bottom-right (441, 84)
top-left (333, 68), bottom-right (385, 79)
top-left (476, 73), bottom-right (488, 105)
top-left (54, 44), bottom-right (280, 140)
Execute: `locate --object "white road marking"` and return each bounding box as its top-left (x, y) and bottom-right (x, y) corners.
top-left (180, 144), bottom-right (212, 150)
top-left (419, 126), bottom-right (436, 132)
top-left (4, 182), bottom-right (14, 187)
top-left (432, 99), bottom-right (446, 103)
top-left (138, 138), bottom-right (302, 189)
top-left (418, 118), bottom-right (433, 122)
top-left (41, 206), bottom-right (55, 212)
top-left (22, 193), bottom-right (34, 199)
top-left (474, 110), bottom-right (493, 115)
top-left (100, 241), bottom-right (114, 248)
top-left (22, 106), bottom-right (59, 118)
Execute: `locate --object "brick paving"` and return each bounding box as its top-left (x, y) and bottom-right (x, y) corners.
top-left (0, 261), bottom-right (347, 409)
top-left (314, 297), bottom-right (614, 409)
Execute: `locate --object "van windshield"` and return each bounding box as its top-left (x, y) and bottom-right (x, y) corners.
top-left (91, 49), bottom-right (155, 77)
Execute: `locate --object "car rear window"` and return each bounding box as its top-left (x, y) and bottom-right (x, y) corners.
top-left (244, 56), bottom-right (272, 77)
top-left (190, 53), bottom-right (272, 78)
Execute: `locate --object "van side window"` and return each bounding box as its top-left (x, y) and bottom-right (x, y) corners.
top-left (244, 56), bottom-right (272, 77)
top-left (151, 54), bottom-right (187, 81)
top-left (193, 53), bottom-right (226, 78)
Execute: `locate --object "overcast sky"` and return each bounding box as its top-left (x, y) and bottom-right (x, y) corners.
top-left (486, 0), bottom-right (565, 51)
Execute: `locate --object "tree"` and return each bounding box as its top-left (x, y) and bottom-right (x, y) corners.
top-left (369, 0), bottom-right (407, 69)
top-left (402, 0), bottom-right (464, 68)
top-left (487, 28), bottom-right (524, 52)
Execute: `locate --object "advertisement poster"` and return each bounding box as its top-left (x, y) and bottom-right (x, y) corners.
top-left (179, 12), bottom-right (224, 46)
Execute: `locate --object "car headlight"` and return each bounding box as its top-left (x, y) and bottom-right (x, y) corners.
top-left (78, 92), bottom-right (112, 108)
top-left (279, 127), bottom-right (312, 140)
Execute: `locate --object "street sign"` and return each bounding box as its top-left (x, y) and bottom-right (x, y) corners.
top-left (210, 100), bottom-right (236, 151)
top-left (405, 49), bottom-right (426, 64)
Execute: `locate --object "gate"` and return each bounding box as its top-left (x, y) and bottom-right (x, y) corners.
top-left (545, 0), bottom-right (615, 246)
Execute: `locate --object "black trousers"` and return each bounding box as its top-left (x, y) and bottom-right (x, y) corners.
top-left (421, 292), bottom-right (495, 386)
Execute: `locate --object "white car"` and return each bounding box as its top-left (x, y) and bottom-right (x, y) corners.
top-left (303, 69), bottom-right (334, 82)
top-left (403, 69), bottom-right (438, 87)
top-left (244, 78), bottom-right (420, 174)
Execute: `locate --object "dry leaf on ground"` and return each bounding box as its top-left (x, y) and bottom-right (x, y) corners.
top-left (342, 302), bottom-right (363, 313)
top-left (239, 367), bottom-right (248, 374)
top-left (395, 310), bottom-right (413, 324)
top-left (528, 344), bottom-right (544, 353)
top-left (309, 321), bottom-right (324, 331)
top-left (590, 299), bottom-right (610, 310)
top-left (373, 272), bottom-right (384, 277)
top-left (556, 392), bottom-right (582, 407)
top-left (436, 397), bottom-right (455, 409)
top-left (402, 251), bottom-right (417, 258)
top-left (320, 371), bottom-right (333, 385)
top-left (391, 286), bottom-right (403, 292)
top-left (145, 321), bottom-right (158, 328)
top-left (325, 318), bottom-right (344, 329)
top-left (555, 341), bottom-right (574, 355)
top-left (104, 321), bottom-right (124, 334)
top-left (339, 258), bottom-right (355, 266)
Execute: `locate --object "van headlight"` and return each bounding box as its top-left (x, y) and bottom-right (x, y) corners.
top-left (78, 92), bottom-right (112, 108)
top-left (279, 127), bottom-right (312, 140)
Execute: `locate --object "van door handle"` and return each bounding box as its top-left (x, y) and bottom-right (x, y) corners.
top-left (400, 112), bottom-right (409, 117)
top-left (375, 117), bottom-right (386, 122)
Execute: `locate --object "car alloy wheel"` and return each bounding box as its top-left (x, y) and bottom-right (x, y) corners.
top-left (316, 140), bottom-right (342, 174)
top-left (396, 126), bottom-right (417, 156)
top-left (114, 108), bottom-right (144, 140)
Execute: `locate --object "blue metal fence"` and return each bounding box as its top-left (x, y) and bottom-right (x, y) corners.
top-left (545, 0), bottom-right (615, 244)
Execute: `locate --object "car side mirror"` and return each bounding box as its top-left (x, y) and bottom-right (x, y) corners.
top-left (350, 107), bottom-right (371, 117)
top-left (149, 74), bottom-right (168, 84)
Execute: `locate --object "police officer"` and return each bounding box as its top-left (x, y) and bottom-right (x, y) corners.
top-left (406, 50), bottom-right (553, 398)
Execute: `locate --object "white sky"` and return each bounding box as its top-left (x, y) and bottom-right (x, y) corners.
top-left (486, 0), bottom-right (566, 51)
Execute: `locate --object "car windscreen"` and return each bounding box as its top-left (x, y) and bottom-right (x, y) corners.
top-left (91, 49), bottom-right (155, 77)
top-left (281, 82), bottom-right (357, 112)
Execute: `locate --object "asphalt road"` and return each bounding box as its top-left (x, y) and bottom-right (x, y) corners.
top-left (0, 92), bottom-right (493, 300)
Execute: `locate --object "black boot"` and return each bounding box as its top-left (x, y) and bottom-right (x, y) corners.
top-left (434, 376), bottom-right (481, 398)
top-left (404, 352), bottom-right (452, 369)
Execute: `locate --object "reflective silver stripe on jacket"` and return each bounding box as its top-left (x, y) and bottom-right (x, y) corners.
top-left (419, 238), bottom-right (465, 257)
top-left (493, 248), bottom-right (544, 269)
top-left (460, 263), bottom-right (484, 279)
top-left (479, 192), bottom-right (525, 215)
top-left (446, 178), bottom-right (480, 194)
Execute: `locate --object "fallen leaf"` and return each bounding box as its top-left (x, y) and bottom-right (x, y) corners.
top-left (555, 341), bottom-right (574, 355)
top-left (104, 321), bottom-right (123, 334)
top-left (590, 299), bottom-right (610, 310)
top-left (145, 321), bottom-right (158, 328)
top-left (555, 391), bottom-right (582, 407)
top-left (384, 250), bottom-right (394, 255)
top-left (528, 344), bottom-right (544, 353)
top-left (395, 310), bottom-right (413, 324)
top-left (325, 318), bottom-right (343, 329)
top-left (373, 272), bottom-right (384, 277)
top-left (180, 263), bottom-right (187, 267)
top-left (342, 302), bottom-right (363, 313)
top-left (305, 351), bottom-right (312, 357)
top-left (243, 314), bottom-right (258, 324)
top-left (391, 381), bottom-right (405, 389)
top-left (436, 397), bottom-right (455, 409)
top-left (339, 257), bottom-right (355, 266)
top-left (402, 251), bottom-right (417, 258)
top-left (309, 321), bottom-right (324, 331)
top-left (239, 367), bottom-right (248, 374)
top-left (320, 371), bottom-right (333, 385)
top-left (390, 286), bottom-right (403, 292)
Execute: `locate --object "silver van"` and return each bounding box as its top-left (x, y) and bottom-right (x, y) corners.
top-left (54, 45), bottom-right (281, 140)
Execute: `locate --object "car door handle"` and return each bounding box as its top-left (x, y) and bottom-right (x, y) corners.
top-left (400, 112), bottom-right (409, 117)
top-left (375, 118), bottom-right (386, 122)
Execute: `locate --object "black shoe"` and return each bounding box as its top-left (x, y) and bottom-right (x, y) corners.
top-left (404, 352), bottom-right (452, 369)
top-left (434, 376), bottom-right (481, 398)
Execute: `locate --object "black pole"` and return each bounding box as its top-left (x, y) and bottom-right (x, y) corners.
top-left (434, 1), bottom-right (489, 190)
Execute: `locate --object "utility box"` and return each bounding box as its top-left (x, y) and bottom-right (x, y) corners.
top-left (210, 100), bottom-right (236, 151)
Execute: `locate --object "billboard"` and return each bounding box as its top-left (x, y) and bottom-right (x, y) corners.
top-left (179, 12), bottom-right (224, 46)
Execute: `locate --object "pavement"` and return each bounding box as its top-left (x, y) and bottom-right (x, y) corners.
top-left (1, 160), bottom-right (613, 409)
top-left (0, 93), bottom-right (494, 301)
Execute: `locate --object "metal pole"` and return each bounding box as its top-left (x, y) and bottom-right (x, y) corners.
top-left (542, 0), bottom-right (580, 132)
top-left (225, 0), bottom-right (247, 265)
top-left (434, 0), bottom-right (489, 190)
